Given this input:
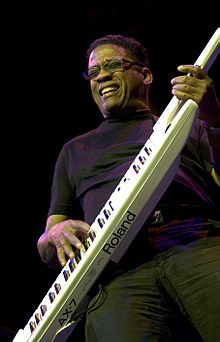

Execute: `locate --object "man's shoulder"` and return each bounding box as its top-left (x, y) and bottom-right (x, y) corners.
top-left (69, 128), bottom-right (99, 144)
top-left (64, 121), bottom-right (105, 149)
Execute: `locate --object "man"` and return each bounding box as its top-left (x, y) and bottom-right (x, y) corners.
top-left (37, 35), bottom-right (220, 341)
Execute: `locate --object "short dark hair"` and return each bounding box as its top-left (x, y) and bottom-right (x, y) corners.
top-left (86, 34), bottom-right (149, 67)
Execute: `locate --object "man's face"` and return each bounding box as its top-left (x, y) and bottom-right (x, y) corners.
top-left (88, 44), bottom-right (152, 118)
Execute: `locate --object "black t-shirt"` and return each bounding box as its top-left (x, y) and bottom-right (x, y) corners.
top-left (48, 111), bottom-right (219, 261)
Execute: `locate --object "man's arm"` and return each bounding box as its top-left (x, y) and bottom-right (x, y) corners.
top-left (37, 215), bottom-right (90, 269)
top-left (171, 65), bottom-right (220, 184)
top-left (206, 126), bottom-right (220, 185)
top-left (200, 83), bottom-right (220, 184)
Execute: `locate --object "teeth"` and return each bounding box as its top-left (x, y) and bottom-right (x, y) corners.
top-left (101, 86), bottom-right (118, 95)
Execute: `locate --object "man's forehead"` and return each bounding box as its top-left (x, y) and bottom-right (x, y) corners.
top-left (89, 44), bottom-right (127, 66)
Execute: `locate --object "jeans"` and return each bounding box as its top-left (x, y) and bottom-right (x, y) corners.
top-left (85, 237), bottom-right (220, 342)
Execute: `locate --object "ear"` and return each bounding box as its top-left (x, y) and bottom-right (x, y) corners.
top-left (142, 67), bottom-right (153, 85)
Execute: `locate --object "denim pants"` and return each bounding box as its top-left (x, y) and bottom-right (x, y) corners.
top-left (85, 237), bottom-right (220, 342)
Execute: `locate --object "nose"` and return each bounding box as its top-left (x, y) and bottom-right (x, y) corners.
top-left (95, 68), bottom-right (113, 82)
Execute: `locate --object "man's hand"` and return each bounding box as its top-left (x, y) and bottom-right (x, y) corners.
top-left (171, 65), bottom-right (220, 127)
top-left (47, 219), bottom-right (90, 266)
top-left (171, 65), bottom-right (212, 103)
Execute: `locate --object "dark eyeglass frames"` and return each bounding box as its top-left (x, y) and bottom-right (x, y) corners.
top-left (83, 57), bottom-right (145, 81)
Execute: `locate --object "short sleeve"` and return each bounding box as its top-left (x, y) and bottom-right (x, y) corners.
top-left (47, 146), bottom-right (76, 217)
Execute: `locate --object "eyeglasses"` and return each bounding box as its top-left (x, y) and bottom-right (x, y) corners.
top-left (83, 57), bottom-right (144, 81)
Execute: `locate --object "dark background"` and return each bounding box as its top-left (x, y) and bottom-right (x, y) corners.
top-left (1, 1), bottom-right (219, 340)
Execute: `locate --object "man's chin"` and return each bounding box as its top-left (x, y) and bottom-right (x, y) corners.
top-left (99, 103), bottom-right (121, 118)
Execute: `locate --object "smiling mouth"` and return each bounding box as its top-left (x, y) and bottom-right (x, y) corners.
top-left (100, 85), bottom-right (119, 96)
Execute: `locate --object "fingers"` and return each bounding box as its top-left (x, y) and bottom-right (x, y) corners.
top-left (177, 65), bottom-right (205, 78)
top-left (63, 229), bottom-right (83, 249)
top-left (57, 245), bottom-right (68, 267)
top-left (171, 81), bottom-right (201, 102)
top-left (170, 65), bottom-right (212, 104)
top-left (49, 219), bottom-right (90, 267)
top-left (58, 236), bottom-right (77, 266)
top-left (68, 220), bottom-right (90, 235)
